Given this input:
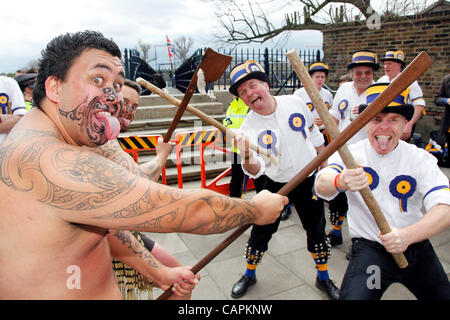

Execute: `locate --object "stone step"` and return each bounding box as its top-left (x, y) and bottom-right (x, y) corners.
top-left (134, 102), bottom-right (225, 120)
top-left (126, 113), bottom-right (227, 133)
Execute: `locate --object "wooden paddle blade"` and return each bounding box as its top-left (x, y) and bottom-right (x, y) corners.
top-left (162, 48), bottom-right (232, 142)
top-left (201, 48), bottom-right (232, 82)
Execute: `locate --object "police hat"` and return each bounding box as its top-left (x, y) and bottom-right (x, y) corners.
top-left (14, 73), bottom-right (37, 89)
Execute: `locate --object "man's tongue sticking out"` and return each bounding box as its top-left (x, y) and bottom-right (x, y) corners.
top-left (95, 112), bottom-right (121, 141)
top-left (251, 95), bottom-right (264, 111)
top-left (375, 135), bottom-right (391, 153)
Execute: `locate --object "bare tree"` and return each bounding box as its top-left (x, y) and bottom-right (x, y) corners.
top-left (173, 35), bottom-right (194, 62)
top-left (210, 0), bottom-right (438, 45)
top-left (26, 59), bottom-right (40, 71)
top-left (135, 40), bottom-right (155, 64)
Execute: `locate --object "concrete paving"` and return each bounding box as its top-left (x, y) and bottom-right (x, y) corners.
top-left (148, 166), bottom-right (450, 300)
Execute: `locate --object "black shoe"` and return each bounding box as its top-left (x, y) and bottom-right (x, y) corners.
top-left (280, 205), bottom-right (292, 221)
top-left (315, 277), bottom-right (340, 300)
top-left (327, 230), bottom-right (343, 247)
top-left (231, 275), bottom-right (256, 298)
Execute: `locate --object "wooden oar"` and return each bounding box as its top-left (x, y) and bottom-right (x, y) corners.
top-left (157, 50), bottom-right (432, 299)
top-left (136, 78), bottom-right (279, 166)
top-left (162, 48), bottom-right (232, 142)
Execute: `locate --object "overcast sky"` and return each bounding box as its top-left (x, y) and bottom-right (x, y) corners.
top-left (1, 0), bottom-right (322, 74)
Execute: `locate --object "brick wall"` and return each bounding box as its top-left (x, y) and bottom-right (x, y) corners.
top-left (322, 10), bottom-right (450, 139)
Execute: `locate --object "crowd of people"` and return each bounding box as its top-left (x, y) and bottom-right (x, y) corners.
top-left (0, 30), bottom-right (448, 300)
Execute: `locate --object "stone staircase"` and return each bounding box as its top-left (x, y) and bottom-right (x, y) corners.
top-left (119, 89), bottom-right (233, 186)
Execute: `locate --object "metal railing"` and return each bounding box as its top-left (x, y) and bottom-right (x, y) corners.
top-left (173, 47), bottom-right (322, 95)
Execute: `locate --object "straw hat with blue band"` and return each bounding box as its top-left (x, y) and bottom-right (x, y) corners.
top-left (358, 82), bottom-right (414, 121)
top-left (229, 60), bottom-right (269, 96)
top-left (308, 62), bottom-right (329, 76)
top-left (381, 49), bottom-right (406, 67)
top-left (347, 50), bottom-right (379, 71)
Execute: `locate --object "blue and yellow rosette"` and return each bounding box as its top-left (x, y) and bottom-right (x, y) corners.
top-left (338, 99), bottom-right (348, 119)
top-left (389, 175), bottom-right (417, 212)
top-left (306, 102), bottom-right (315, 112)
top-left (288, 113), bottom-right (307, 138)
top-left (0, 93), bottom-right (9, 115)
top-left (362, 167), bottom-right (379, 191)
top-left (258, 130), bottom-right (278, 156)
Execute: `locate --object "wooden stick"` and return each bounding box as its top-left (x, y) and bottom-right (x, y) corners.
top-left (286, 49), bottom-right (410, 268)
top-left (136, 77), bottom-right (279, 166)
top-left (156, 50), bottom-right (432, 300)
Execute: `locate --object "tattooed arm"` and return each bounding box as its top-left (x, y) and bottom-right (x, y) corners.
top-left (2, 131), bottom-right (287, 234)
top-left (92, 137), bottom-right (173, 181)
top-left (107, 230), bottom-right (198, 298)
top-left (138, 137), bottom-right (174, 181)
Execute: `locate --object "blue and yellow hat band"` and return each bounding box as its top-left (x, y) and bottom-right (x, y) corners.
top-left (352, 51), bottom-right (378, 64)
top-left (309, 62), bottom-right (328, 72)
top-left (229, 60), bottom-right (268, 96)
top-left (359, 82), bottom-right (414, 121)
top-left (366, 83), bottom-right (410, 107)
top-left (347, 50), bottom-right (379, 70)
top-left (381, 50), bottom-right (405, 65)
top-left (230, 60), bottom-right (265, 85)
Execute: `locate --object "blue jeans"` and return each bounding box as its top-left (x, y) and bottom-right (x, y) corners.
top-left (339, 238), bottom-right (450, 300)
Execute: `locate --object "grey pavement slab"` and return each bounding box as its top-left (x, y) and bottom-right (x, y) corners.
top-left (146, 166), bottom-right (450, 301)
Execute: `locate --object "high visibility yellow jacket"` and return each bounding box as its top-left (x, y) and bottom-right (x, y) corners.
top-left (223, 98), bottom-right (249, 153)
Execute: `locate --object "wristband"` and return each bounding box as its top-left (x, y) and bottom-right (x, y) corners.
top-left (334, 173), bottom-right (345, 192)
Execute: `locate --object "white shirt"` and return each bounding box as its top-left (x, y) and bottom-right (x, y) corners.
top-left (378, 74), bottom-right (425, 107)
top-left (293, 87), bottom-right (334, 130)
top-left (0, 76), bottom-right (27, 144)
top-left (315, 139), bottom-right (450, 244)
top-left (239, 95), bottom-right (324, 183)
top-left (329, 81), bottom-right (369, 145)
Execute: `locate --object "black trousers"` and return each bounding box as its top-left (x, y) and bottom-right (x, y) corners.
top-left (340, 238), bottom-right (450, 300)
top-left (229, 153), bottom-right (246, 198)
top-left (248, 174), bottom-right (326, 253)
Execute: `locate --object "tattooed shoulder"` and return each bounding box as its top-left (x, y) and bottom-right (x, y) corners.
top-left (91, 140), bottom-right (139, 174)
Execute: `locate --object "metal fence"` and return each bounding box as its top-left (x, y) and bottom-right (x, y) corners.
top-left (174, 47), bottom-right (322, 95)
top-left (123, 49), bottom-right (163, 95)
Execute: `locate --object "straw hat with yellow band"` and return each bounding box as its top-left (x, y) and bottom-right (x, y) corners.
top-left (358, 82), bottom-right (414, 121)
top-left (229, 60), bottom-right (269, 96)
top-left (308, 62), bottom-right (329, 76)
top-left (381, 49), bottom-right (406, 68)
top-left (347, 50), bottom-right (380, 71)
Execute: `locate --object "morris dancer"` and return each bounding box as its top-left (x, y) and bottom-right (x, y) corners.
top-left (314, 83), bottom-right (450, 299)
top-left (378, 49), bottom-right (426, 141)
top-left (229, 60), bottom-right (339, 300)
